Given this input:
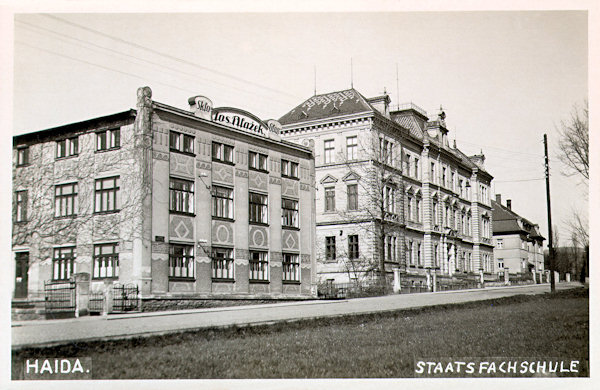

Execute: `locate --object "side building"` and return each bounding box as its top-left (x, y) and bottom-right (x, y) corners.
top-left (492, 195), bottom-right (545, 279)
top-left (278, 89), bottom-right (495, 287)
top-left (12, 87), bottom-right (316, 307)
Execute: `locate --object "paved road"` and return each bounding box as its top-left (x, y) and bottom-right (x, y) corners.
top-left (12, 282), bottom-right (582, 349)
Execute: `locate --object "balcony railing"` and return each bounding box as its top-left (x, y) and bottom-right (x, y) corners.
top-left (394, 102), bottom-right (428, 117)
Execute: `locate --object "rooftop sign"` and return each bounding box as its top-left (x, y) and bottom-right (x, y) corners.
top-left (189, 95), bottom-right (281, 140)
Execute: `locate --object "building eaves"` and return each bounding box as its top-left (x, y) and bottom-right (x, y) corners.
top-left (13, 109), bottom-right (137, 146)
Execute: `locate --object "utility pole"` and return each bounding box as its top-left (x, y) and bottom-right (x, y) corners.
top-left (544, 134), bottom-right (555, 293)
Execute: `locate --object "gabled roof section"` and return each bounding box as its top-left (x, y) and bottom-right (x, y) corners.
top-left (393, 115), bottom-right (424, 140)
top-left (492, 199), bottom-right (545, 241)
top-left (279, 88), bottom-right (374, 125)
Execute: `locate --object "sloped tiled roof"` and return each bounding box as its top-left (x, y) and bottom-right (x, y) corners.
top-left (279, 88), bottom-right (374, 125)
top-left (393, 115), bottom-right (424, 140)
top-left (492, 199), bottom-right (545, 240)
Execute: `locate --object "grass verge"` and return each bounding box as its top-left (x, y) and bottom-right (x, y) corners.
top-left (12, 287), bottom-right (588, 379)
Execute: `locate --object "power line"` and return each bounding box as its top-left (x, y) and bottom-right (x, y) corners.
top-left (16, 21), bottom-right (295, 108)
top-left (42, 14), bottom-right (302, 102)
top-left (494, 178), bottom-right (546, 183)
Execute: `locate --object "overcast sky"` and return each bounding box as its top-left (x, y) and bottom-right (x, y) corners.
top-left (7, 7), bottom-right (590, 247)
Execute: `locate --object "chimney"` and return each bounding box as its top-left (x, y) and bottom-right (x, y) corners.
top-left (367, 93), bottom-right (391, 118)
top-left (495, 194), bottom-right (502, 204)
top-left (506, 199), bottom-right (512, 210)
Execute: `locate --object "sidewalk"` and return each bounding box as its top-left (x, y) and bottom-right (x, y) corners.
top-left (12, 282), bottom-right (581, 349)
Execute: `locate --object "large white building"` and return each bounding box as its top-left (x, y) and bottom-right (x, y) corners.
top-left (279, 89), bottom-right (495, 286)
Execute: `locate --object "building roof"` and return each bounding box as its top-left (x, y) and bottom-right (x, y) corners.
top-left (278, 88), bottom-right (375, 125)
top-left (492, 199), bottom-right (545, 241)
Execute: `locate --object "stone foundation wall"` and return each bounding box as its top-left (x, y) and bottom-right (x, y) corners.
top-left (140, 297), bottom-right (307, 312)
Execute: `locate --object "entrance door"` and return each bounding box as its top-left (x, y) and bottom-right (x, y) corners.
top-left (15, 252), bottom-right (29, 298)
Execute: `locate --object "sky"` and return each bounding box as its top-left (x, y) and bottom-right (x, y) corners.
top-left (4, 5), bottom-right (592, 248)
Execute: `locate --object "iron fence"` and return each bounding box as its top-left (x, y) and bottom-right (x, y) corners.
top-left (88, 291), bottom-right (105, 313)
top-left (44, 280), bottom-right (75, 319)
top-left (112, 283), bottom-right (139, 312)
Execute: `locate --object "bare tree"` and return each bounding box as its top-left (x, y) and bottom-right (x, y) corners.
top-left (557, 100), bottom-right (588, 180)
top-left (335, 116), bottom-right (406, 290)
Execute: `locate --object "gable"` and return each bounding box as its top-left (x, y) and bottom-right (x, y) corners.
top-left (342, 171), bottom-right (361, 182)
top-left (320, 174), bottom-right (338, 184)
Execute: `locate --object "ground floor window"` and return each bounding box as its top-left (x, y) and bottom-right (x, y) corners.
top-left (53, 247), bottom-right (76, 280)
top-left (169, 244), bottom-right (194, 279)
top-left (93, 243), bottom-right (119, 279)
top-left (212, 247), bottom-right (234, 280)
top-left (249, 251), bottom-right (269, 281)
top-left (282, 253), bottom-right (300, 282)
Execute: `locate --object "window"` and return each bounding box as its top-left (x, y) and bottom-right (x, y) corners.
top-left (170, 131), bottom-right (195, 154)
top-left (417, 243), bottom-right (423, 266)
top-left (324, 187), bottom-right (335, 212)
top-left (170, 178), bottom-right (194, 214)
top-left (249, 192), bottom-right (268, 224)
top-left (408, 241), bottom-right (414, 265)
top-left (434, 244), bottom-right (440, 268)
top-left (346, 136), bottom-right (358, 160)
top-left (282, 198), bottom-right (299, 228)
top-left (281, 159), bottom-right (299, 179)
top-left (212, 186), bottom-right (234, 219)
top-left (212, 141), bottom-right (233, 163)
top-left (15, 191), bottom-right (27, 222)
top-left (433, 201), bottom-right (439, 226)
top-left (249, 251), bottom-right (269, 281)
top-left (53, 247), bottom-right (76, 280)
top-left (56, 137), bottom-right (79, 158)
top-left (17, 147), bottom-right (29, 166)
top-left (498, 259), bottom-right (504, 270)
top-left (430, 162), bottom-right (435, 183)
top-left (413, 158), bottom-right (419, 178)
top-left (407, 195), bottom-right (413, 221)
top-left (416, 198), bottom-right (422, 222)
top-left (348, 235), bottom-right (359, 259)
top-left (55, 183), bottom-right (78, 217)
top-left (324, 139), bottom-right (334, 164)
top-left (380, 139), bottom-right (393, 165)
top-left (93, 243), bottom-right (119, 279)
top-left (169, 244), bottom-right (194, 279)
top-left (459, 179), bottom-right (464, 197)
top-left (384, 186), bottom-right (395, 213)
top-left (282, 253), bottom-right (300, 282)
top-left (451, 172), bottom-right (455, 191)
top-left (325, 236), bottom-right (336, 261)
top-left (95, 177), bottom-right (119, 213)
top-left (249, 151), bottom-right (268, 172)
top-left (212, 247), bottom-right (234, 280)
top-left (404, 154), bottom-right (411, 174)
top-left (442, 167), bottom-right (447, 187)
top-left (496, 239), bottom-right (504, 249)
top-left (96, 128), bottom-right (120, 151)
top-left (347, 184), bottom-right (358, 210)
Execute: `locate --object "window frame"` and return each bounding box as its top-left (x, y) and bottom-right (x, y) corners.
top-left (348, 234), bottom-right (359, 260)
top-left (347, 184), bottom-right (358, 211)
top-left (96, 128), bottom-right (121, 152)
top-left (94, 176), bottom-right (120, 213)
top-left (52, 247), bottom-right (76, 281)
top-left (169, 243), bottom-right (195, 280)
top-left (15, 190), bottom-right (27, 222)
top-left (249, 250), bottom-right (269, 282)
top-left (282, 253), bottom-right (300, 283)
top-left (325, 236), bottom-right (336, 261)
top-left (55, 182), bottom-right (78, 218)
top-left (323, 139), bottom-right (335, 164)
top-left (281, 198), bottom-right (299, 229)
top-left (93, 243), bottom-right (119, 279)
top-left (169, 177), bottom-right (195, 215)
top-left (248, 151), bottom-right (268, 172)
top-left (17, 147), bottom-right (29, 167)
top-left (212, 141), bottom-right (234, 164)
top-left (212, 186), bottom-right (234, 220)
top-left (170, 131), bottom-right (195, 155)
top-left (56, 136), bottom-right (79, 159)
top-left (281, 159), bottom-right (299, 179)
top-left (211, 247), bottom-right (234, 281)
top-left (324, 187), bottom-right (335, 212)
top-left (249, 192), bottom-right (268, 225)
top-left (346, 136), bottom-right (358, 161)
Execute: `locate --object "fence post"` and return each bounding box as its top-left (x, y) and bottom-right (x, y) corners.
top-left (432, 273), bottom-right (437, 292)
top-left (479, 269), bottom-right (484, 287)
top-left (426, 272), bottom-right (432, 291)
top-left (554, 271), bottom-right (560, 283)
top-left (392, 268), bottom-right (401, 294)
top-left (532, 269), bottom-right (537, 284)
top-left (565, 272), bottom-right (571, 283)
top-left (73, 273), bottom-right (90, 318)
top-left (504, 268), bottom-right (510, 285)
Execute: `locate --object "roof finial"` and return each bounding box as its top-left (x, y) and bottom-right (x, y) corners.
top-left (350, 58), bottom-right (354, 89)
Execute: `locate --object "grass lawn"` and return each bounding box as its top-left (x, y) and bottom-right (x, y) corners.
top-left (12, 287), bottom-right (588, 379)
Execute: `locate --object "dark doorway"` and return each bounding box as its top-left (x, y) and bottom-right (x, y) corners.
top-left (15, 252), bottom-right (29, 298)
